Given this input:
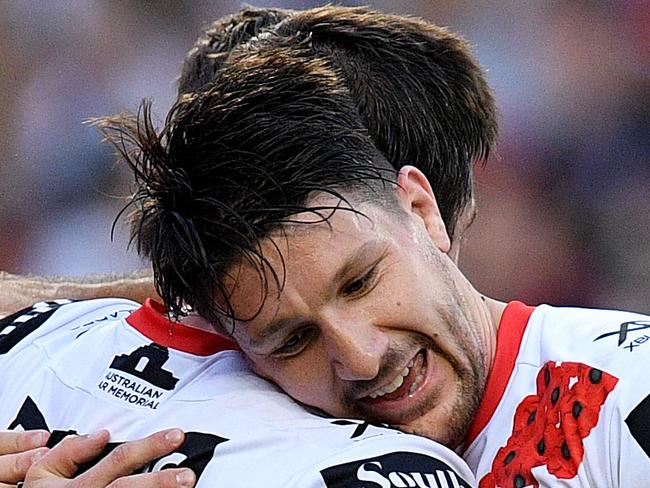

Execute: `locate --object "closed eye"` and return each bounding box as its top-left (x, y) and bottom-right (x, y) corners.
top-left (274, 327), bottom-right (315, 357)
top-left (341, 265), bottom-right (379, 298)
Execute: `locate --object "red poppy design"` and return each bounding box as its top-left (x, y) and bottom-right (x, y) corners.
top-left (479, 362), bottom-right (617, 488)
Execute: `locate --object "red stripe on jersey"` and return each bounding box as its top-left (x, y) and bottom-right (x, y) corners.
top-left (464, 301), bottom-right (535, 448)
top-left (126, 299), bottom-right (239, 356)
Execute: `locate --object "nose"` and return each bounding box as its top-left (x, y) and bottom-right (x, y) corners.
top-left (321, 311), bottom-right (389, 381)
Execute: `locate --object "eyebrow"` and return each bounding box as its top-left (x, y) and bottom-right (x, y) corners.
top-left (249, 238), bottom-right (385, 349)
top-left (333, 238), bottom-right (384, 284)
top-left (249, 316), bottom-right (302, 349)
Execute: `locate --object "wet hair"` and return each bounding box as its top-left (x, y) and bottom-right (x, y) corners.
top-left (179, 6), bottom-right (497, 239)
top-left (98, 6), bottom-right (497, 323)
top-left (179, 6), bottom-right (293, 94)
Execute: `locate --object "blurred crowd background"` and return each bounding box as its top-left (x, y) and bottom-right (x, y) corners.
top-left (1, 1), bottom-right (648, 312)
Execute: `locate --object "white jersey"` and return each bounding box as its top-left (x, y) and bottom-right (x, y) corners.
top-left (463, 302), bottom-right (650, 487)
top-left (0, 298), bottom-right (475, 488)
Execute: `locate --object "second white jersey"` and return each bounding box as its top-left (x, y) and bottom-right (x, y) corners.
top-left (0, 298), bottom-right (475, 487)
top-left (463, 302), bottom-right (650, 487)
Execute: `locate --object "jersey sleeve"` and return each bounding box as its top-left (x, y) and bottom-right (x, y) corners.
top-left (611, 369), bottom-right (650, 486)
top-left (616, 400), bottom-right (650, 487)
top-left (0, 299), bottom-right (74, 357)
top-left (287, 432), bottom-right (477, 488)
top-left (0, 298), bottom-right (139, 364)
top-left (600, 313), bottom-right (650, 486)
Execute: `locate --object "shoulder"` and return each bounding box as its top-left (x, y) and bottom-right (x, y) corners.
top-left (0, 297), bottom-right (140, 327)
top-left (531, 304), bottom-right (650, 335)
top-left (523, 305), bottom-right (650, 483)
top-left (197, 413), bottom-right (476, 487)
top-left (523, 304), bottom-right (650, 399)
top-left (523, 304), bottom-right (650, 362)
top-left (301, 427), bottom-right (476, 488)
top-left (0, 298), bottom-right (140, 357)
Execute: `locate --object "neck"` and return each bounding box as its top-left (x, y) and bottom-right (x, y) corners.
top-left (482, 295), bottom-right (507, 371)
top-left (180, 313), bottom-right (217, 333)
top-left (459, 281), bottom-right (505, 378)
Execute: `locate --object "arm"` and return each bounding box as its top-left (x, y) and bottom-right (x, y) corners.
top-left (0, 271), bottom-right (157, 317)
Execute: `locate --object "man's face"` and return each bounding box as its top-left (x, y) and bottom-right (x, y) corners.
top-left (224, 191), bottom-right (491, 447)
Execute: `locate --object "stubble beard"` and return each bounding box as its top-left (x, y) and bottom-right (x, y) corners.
top-left (340, 334), bottom-right (486, 449)
top-left (397, 345), bottom-right (485, 448)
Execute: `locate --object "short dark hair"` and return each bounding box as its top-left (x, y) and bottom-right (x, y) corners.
top-left (179, 6), bottom-right (293, 94)
top-left (179, 6), bottom-right (497, 238)
top-left (98, 6), bottom-right (497, 323)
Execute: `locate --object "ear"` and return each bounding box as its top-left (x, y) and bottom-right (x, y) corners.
top-left (396, 166), bottom-right (451, 254)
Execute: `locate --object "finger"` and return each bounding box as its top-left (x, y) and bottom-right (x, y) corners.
top-left (0, 447), bottom-right (48, 484)
top-left (26, 430), bottom-right (110, 480)
top-left (76, 429), bottom-right (186, 487)
top-left (105, 468), bottom-right (196, 488)
top-left (0, 431), bottom-right (50, 455)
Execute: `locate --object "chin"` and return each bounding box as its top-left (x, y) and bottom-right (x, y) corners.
top-left (397, 383), bottom-right (482, 449)
top-left (397, 415), bottom-right (458, 448)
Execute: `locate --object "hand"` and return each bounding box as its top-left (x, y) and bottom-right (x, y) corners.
top-left (0, 430), bottom-right (50, 487)
top-left (23, 429), bottom-right (195, 488)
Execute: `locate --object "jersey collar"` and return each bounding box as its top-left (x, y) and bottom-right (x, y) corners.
top-left (126, 298), bottom-right (239, 356)
top-left (463, 300), bottom-right (535, 449)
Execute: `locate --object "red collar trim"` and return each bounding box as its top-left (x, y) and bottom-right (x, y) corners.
top-left (463, 300), bottom-right (535, 449)
top-left (126, 299), bottom-right (239, 356)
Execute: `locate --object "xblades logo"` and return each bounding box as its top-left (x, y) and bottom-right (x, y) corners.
top-left (330, 419), bottom-right (398, 439)
top-left (594, 321), bottom-right (650, 351)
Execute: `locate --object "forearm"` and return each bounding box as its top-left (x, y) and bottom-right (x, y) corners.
top-left (0, 270), bottom-right (158, 317)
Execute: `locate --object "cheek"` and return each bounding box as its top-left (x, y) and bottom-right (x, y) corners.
top-left (284, 377), bottom-right (332, 410)
top-left (373, 275), bottom-right (438, 329)
top-left (251, 355), bottom-right (336, 408)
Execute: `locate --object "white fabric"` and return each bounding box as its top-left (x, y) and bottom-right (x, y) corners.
top-left (0, 298), bottom-right (476, 487)
top-left (464, 304), bottom-right (650, 487)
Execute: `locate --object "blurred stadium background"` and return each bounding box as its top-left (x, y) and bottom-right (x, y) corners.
top-left (0, 1), bottom-right (648, 312)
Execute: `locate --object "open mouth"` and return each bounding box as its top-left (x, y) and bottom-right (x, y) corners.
top-left (362, 349), bottom-right (428, 403)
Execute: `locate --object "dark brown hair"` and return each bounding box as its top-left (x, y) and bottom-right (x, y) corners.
top-left (99, 6), bottom-right (498, 323)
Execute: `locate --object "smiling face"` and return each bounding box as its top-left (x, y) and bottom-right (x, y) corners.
top-left (221, 170), bottom-right (497, 447)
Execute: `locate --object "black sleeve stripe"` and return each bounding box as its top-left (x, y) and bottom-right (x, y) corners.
top-left (8, 396), bottom-right (49, 431)
top-left (0, 300), bottom-right (73, 354)
top-left (7, 397), bottom-right (227, 485)
top-left (626, 393), bottom-right (650, 460)
top-left (0, 306), bottom-right (37, 333)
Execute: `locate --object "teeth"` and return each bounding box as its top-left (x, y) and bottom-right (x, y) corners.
top-left (369, 365), bottom-right (410, 399)
top-left (409, 373), bottom-right (424, 395)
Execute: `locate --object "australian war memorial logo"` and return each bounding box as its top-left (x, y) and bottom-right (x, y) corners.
top-left (97, 344), bottom-right (179, 410)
